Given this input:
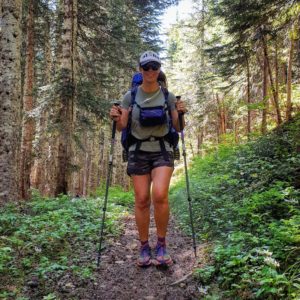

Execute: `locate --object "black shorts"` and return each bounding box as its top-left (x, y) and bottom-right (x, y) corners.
top-left (127, 151), bottom-right (174, 176)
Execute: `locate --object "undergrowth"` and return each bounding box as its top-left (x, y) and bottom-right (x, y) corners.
top-left (0, 188), bottom-right (129, 299)
top-left (170, 114), bottom-right (300, 299)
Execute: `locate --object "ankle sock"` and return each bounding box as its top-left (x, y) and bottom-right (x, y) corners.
top-left (157, 236), bottom-right (166, 246)
top-left (141, 240), bottom-right (149, 247)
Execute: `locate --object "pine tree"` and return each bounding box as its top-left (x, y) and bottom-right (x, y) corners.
top-left (0, 0), bottom-right (23, 203)
top-left (56, 0), bottom-right (77, 194)
top-left (20, 0), bottom-right (35, 200)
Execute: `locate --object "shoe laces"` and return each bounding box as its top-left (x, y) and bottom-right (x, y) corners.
top-left (155, 242), bottom-right (167, 257)
top-left (140, 244), bottom-right (151, 258)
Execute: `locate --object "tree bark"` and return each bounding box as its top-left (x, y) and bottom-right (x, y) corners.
top-left (44, 14), bottom-right (53, 84)
top-left (42, 0), bottom-right (64, 196)
top-left (245, 55), bottom-right (251, 138)
top-left (261, 51), bottom-right (268, 134)
top-left (197, 129), bottom-right (204, 156)
top-left (234, 120), bottom-right (239, 144)
top-left (82, 150), bottom-right (90, 197)
top-left (20, 0), bottom-right (35, 200)
top-left (286, 35), bottom-right (295, 121)
top-left (97, 128), bottom-right (105, 188)
top-left (260, 30), bottom-right (282, 125)
top-left (274, 40), bottom-right (280, 121)
top-left (31, 11), bottom-right (53, 191)
top-left (56, 0), bottom-right (77, 195)
top-left (216, 93), bottom-right (226, 135)
top-left (0, 0), bottom-right (22, 203)
top-left (200, 0), bottom-right (206, 68)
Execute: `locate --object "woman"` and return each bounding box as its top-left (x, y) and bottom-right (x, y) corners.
top-left (110, 51), bottom-right (187, 267)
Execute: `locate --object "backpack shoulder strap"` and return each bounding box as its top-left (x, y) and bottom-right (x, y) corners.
top-left (125, 86), bottom-right (137, 137)
top-left (161, 87), bottom-right (169, 105)
top-left (130, 86), bottom-right (138, 106)
top-left (161, 87), bottom-right (173, 121)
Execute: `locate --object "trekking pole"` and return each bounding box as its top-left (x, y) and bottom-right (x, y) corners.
top-left (176, 96), bottom-right (197, 258)
top-left (97, 102), bottom-right (120, 267)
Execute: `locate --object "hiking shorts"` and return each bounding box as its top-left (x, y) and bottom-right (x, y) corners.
top-left (127, 150), bottom-right (174, 176)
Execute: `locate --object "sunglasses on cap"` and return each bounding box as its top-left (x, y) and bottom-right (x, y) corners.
top-left (141, 62), bottom-right (161, 71)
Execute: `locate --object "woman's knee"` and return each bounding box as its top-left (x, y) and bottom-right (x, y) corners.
top-left (152, 190), bottom-right (168, 207)
top-left (135, 195), bottom-right (151, 210)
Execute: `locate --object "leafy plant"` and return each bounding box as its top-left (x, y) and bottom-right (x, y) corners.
top-left (0, 193), bottom-right (128, 298)
top-left (171, 114), bottom-right (300, 299)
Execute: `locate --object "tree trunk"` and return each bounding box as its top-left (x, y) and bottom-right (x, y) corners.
top-left (42, 0), bottom-right (64, 196)
top-left (44, 14), bottom-right (53, 84)
top-left (261, 51), bottom-right (268, 134)
top-left (56, 0), bottom-right (77, 195)
top-left (20, 0), bottom-right (35, 200)
top-left (260, 30), bottom-right (282, 125)
top-left (30, 110), bottom-right (47, 191)
top-left (234, 120), bottom-right (239, 144)
top-left (216, 93), bottom-right (226, 135)
top-left (197, 129), bottom-right (204, 156)
top-left (97, 128), bottom-right (105, 187)
top-left (286, 35), bottom-right (295, 121)
top-left (274, 40), bottom-right (280, 119)
top-left (82, 150), bottom-right (90, 197)
top-left (31, 12), bottom-right (53, 191)
top-left (200, 0), bottom-right (206, 68)
top-left (245, 55), bottom-right (251, 138)
top-left (0, 0), bottom-right (22, 203)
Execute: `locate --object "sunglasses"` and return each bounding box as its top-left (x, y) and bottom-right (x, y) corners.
top-left (141, 62), bottom-right (161, 71)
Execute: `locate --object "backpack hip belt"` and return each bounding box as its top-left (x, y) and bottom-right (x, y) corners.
top-left (131, 135), bottom-right (170, 162)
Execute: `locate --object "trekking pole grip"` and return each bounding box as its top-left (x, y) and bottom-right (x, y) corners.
top-left (111, 102), bottom-right (120, 139)
top-left (112, 121), bottom-right (117, 139)
top-left (176, 96), bottom-right (184, 131)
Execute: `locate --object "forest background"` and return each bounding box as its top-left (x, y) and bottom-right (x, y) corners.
top-left (0, 0), bottom-right (299, 201)
top-left (1, 0), bottom-right (300, 299)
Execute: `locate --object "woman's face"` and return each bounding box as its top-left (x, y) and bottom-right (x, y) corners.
top-left (140, 62), bottom-right (160, 84)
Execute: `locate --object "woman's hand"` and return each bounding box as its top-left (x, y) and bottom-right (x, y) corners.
top-left (109, 104), bottom-right (122, 121)
top-left (175, 100), bottom-right (188, 114)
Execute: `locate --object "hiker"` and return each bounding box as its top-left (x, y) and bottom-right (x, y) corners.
top-left (109, 50), bottom-right (187, 267)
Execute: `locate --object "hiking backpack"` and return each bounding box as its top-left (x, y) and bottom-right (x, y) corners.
top-left (121, 73), bottom-right (180, 162)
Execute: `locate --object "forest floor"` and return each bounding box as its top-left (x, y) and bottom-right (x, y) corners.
top-left (88, 213), bottom-right (206, 300)
top-left (26, 209), bottom-right (208, 299)
top-left (81, 212), bottom-right (205, 299)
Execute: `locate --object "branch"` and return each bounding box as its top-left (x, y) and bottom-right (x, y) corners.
top-left (170, 272), bottom-right (193, 286)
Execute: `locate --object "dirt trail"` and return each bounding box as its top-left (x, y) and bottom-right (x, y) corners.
top-left (79, 211), bottom-right (205, 300)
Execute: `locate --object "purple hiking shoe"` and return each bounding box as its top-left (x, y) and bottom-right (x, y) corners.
top-left (153, 242), bottom-right (173, 267)
top-left (137, 243), bottom-right (152, 267)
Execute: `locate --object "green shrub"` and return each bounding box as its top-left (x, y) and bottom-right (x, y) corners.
top-left (171, 114), bottom-right (300, 299)
top-left (95, 184), bottom-right (134, 207)
top-left (0, 193), bottom-right (127, 298)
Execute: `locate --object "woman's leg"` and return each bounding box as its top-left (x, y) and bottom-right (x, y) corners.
top-left (151, 166), bottom-right (173, 238)
top-left (132, 174), bottom-right (152, 242)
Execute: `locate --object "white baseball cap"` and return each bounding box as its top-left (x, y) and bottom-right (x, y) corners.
top-left (139, 51), bottom-right (161, 66)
